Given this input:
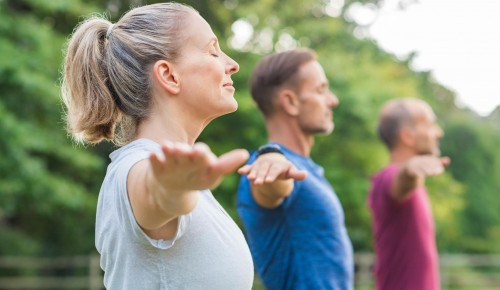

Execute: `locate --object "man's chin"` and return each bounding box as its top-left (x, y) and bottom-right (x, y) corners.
top-left (315, 127), bottom-right (334, 136)
top-left (417, 150), bottom-right (441, 156)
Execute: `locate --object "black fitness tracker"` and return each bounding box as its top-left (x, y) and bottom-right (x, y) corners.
top-left (256, 144), bottom-right (284, 157)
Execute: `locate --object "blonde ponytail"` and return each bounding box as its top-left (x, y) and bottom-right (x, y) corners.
top-left (62, 17), bottom-right (120, 144)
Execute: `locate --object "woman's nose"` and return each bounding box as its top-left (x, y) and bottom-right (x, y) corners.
top-left (226, 55), bottom-right (239, 74)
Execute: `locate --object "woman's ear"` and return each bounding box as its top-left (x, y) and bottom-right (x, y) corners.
top-left (152, 60), bottom-right (181, 95)
top-left (278, 89), bottom-right (300, 116)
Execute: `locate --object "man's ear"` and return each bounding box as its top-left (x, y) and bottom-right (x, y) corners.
top-left (152, 60), bottom-right (181, 95)
top-left (277, 89), bottom-right (300, 116)
top-left (399, 126), bottom-right (415, 148)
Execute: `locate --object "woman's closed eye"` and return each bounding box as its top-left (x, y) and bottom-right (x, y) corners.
top-left (210, 46), bottom-right (220, 57)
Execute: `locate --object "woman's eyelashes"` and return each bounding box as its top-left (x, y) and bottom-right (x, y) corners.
top-left (210, 42), bottom-right (221, 57)
top-left (210, 48), bottom-right (220, 57)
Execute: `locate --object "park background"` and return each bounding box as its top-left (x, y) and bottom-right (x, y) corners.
top-left (0, 0), bottom-right (499, 289)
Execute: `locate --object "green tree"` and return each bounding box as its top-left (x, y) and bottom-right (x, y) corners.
top-left (0, 0), bottom-right (107, 255)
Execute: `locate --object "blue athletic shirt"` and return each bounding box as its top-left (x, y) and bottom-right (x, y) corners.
top-left (237, 143), bottom-right (354, 290)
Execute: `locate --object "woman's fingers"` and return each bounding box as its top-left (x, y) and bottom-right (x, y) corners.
top-left (238, 164), bottom-right (252, 175)
top-left (213, 149), bottom-right (250, 176)
top-left (149, 152), bottom-right (164, 174)
top-left (441, 156), bottom-right (451, 166)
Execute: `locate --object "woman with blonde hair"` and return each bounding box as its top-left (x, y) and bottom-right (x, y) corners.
top-left (61, 2), bottom-right (253, 289)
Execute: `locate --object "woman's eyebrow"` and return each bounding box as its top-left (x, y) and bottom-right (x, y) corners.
top-left (206, 36), bottom-right (218, 47)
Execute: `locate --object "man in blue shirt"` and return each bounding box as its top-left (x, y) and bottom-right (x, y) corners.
top-left (237, 48), bottom-right (354, 290)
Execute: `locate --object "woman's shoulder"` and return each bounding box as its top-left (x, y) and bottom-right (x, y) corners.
top-left (110, 138), bottom-right (160, 161)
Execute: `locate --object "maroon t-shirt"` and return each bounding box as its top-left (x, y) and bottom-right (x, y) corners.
top-left (367, 164), bottom-right (440, 290)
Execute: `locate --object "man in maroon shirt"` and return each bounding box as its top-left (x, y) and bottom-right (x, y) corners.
top-left (368, 98), bottom-right (450, 290)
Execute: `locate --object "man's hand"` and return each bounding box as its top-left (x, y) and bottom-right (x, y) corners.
top-left (404, 155), bottom-right (451, 179)
top-left (392, 155), bottom-right (451, 200)
top-left (238, 153), bottom-right (307, 185)
top-left (238, 153), bottom-right (307, 208)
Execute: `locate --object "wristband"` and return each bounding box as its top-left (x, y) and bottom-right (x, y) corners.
top-left (256, 144), bottom-right (284, 157)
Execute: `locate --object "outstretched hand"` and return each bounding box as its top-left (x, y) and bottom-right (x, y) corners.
top-left (405, 155), bottom-right (451, 178)
top-left (149, 141), bottom-right (249, 192)
top-left (393, 155), bottom-right (451, 200)
top-left (238, 153), bottom-right (308, 185)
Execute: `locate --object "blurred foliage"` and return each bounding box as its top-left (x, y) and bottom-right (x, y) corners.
top-left (0, 0), bottom-right (499, 258)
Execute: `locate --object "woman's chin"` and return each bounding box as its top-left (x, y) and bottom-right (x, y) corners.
top-left (224, 99), bottom-right (238, 113)
top-left (223, 104), bottom-right (238, 115)
top-left (210, 101), bottom-right (238, 120)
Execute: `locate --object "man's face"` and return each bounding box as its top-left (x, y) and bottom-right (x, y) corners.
top-left (411, 105), bottom-right (444, 156)
top-left (295, 60), bottom-right (339, 135)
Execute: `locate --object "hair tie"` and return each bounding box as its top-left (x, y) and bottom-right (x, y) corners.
top-left (106, 24), bottom-right (115, 39)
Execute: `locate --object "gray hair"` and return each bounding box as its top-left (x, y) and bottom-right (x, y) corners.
top-left (377, 97), bottom-right (427, 149)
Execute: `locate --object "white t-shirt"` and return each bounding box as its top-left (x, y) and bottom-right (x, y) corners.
top-left (95, 139), bottom-right (254, 290)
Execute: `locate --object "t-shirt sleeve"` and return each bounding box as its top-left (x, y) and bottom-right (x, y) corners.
top-left (280, 178), bottom-right (303, 209)
top-left (375, 165), bottom-right (419, 207)
top-left (113, 151), bottom-right (190, 250)
top-left (379, 166), bottom-right (399, 198)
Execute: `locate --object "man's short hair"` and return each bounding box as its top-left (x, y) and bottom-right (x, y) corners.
top-left (249, 48), bottom-right (317, 117)
top-left (378, 109), bottom-right (409, 150)
top-left (377, 98), bottom-right (422, 150)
